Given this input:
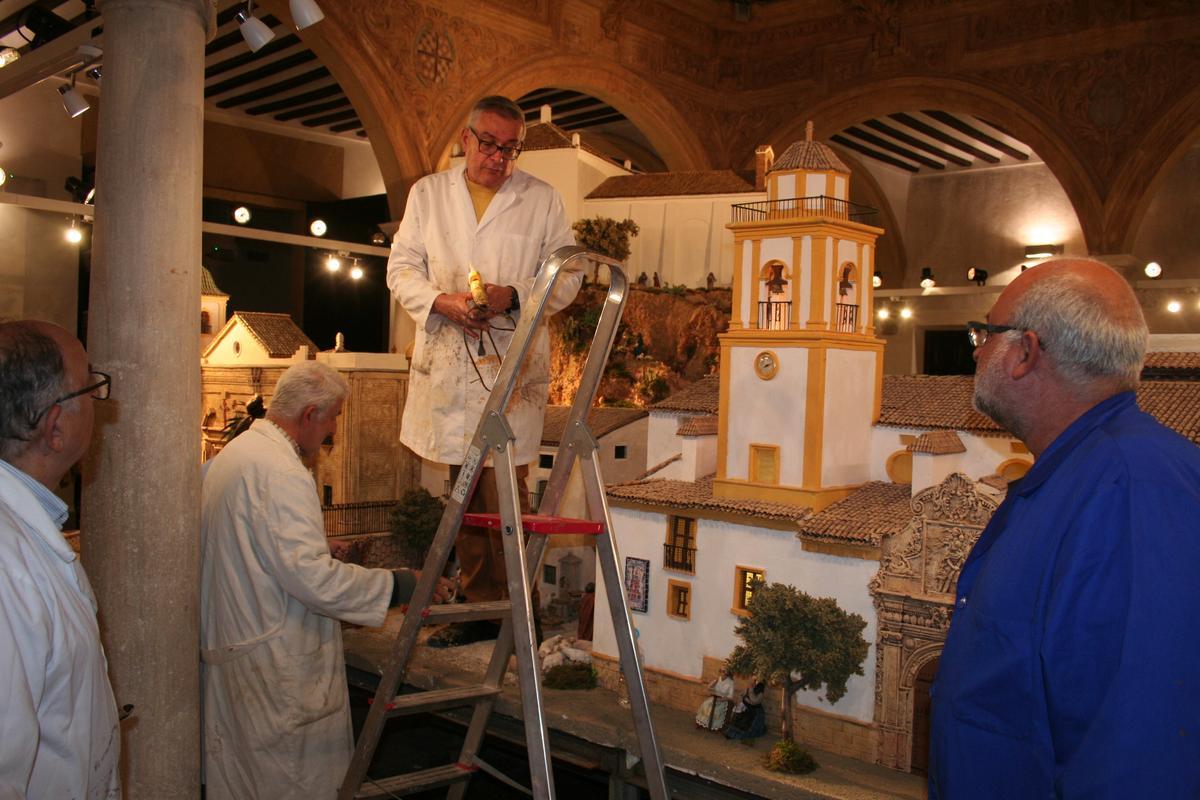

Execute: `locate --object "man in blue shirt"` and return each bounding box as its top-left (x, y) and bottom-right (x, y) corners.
top-left (930, 259), bottom-right (1200, 799)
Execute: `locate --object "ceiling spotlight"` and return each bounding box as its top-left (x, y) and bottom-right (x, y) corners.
top-left (309, 218), bottom-right (327, 237)
top-left (872, 271), bottom-right (882, 289)
top-left (325, 254), bottom-right (341, 272)
top-left (84, 186), bottom-right (95, 204)
top-left (58, 82), bottom-right (90, 118)
top-left (1023, 243), bottom-right (1063, 259)
top-left (86, 66), bottom-right (102, 83)
top-left (1167, 300), bottom-right (1182, 314)
top-left (0, 48), bottom-right (19, 69)
top-left (1144, 261), bottom-right (1162, 279)
top-left (289, 0), bottom-right (325, 29)
top-left (967, 267), bottom-right (988, 286)
top-left (65, 219), bottom-right (83, 244)
top-left (919, 267), bottom-right (936, 289)
top-left (350, 264), bottom-right (364, 281)
top-left (877, 307), bottom-right (890, 320)
top-left (237, 5), bottom-right (275, 52)
top-left (233, 206), bottom-right (252, 224)
top-left (899, 306), bottom-right (913, 320)
top-left (370, 231), bottom-right (387, 246)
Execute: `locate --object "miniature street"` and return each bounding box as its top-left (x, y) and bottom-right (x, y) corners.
top-left (344, 610), bottom-right (927, 800)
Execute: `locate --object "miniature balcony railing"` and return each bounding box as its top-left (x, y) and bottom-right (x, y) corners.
top-left (758, 300), bottom-right (790, 330)
top-left (835, 302), bottom-right (858, 332)
top-left (730, 195), bottom-right (879, 225)
top-left (322, 500), bottom-right (397, 536)
top-left (663, 543), bottom-right (697, 573)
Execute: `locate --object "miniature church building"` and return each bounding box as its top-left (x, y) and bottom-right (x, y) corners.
top-left (715, 121), bottom-right (884, 511)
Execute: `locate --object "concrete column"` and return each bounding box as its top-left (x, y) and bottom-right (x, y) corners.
top-left (84, 1), bottom-right (211, 795)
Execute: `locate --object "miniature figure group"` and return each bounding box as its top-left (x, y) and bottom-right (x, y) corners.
top-left (694, 669), bottom-right (768, 742)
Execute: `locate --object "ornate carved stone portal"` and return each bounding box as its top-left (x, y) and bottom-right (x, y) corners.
top-left (869, 472), bottom-right (998, 772)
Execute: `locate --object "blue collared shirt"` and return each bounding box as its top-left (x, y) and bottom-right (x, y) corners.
top-left (0, 459), bottom-right (69, 529)
top-left (929, 392), bottom-right (1200, 799)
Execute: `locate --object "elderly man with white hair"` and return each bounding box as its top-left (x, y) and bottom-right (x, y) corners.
top-left (200, 360), bottom-right (451, 799)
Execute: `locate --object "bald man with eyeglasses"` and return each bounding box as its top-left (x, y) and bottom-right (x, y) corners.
top-left (388, 95), bottom-right (580, 647)
top-left (0, 320), bottom-right (120, 799)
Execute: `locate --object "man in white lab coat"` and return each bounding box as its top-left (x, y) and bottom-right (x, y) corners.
top-left (201, 360), bottom-right (451, 799)
top-left (388, 95), bottom-right (580, 645)
top-left (0, 320), bottom-right (120, 799)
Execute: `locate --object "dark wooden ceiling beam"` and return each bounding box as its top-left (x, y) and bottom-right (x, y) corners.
top-left (205, 50), bottom-right (317, 98)
top-left (330, 119), bottom-right (364, 133)
top-left (244, 82), bottom-right (341, 115)
top-left (206, 33), bottom-right (300, 79)
top-left (889, 112), bottom-right (999, 163)
top-left (554, 106), bottom-right (627, 127)
top-left (275, 96), bottom-right (350, 121)
top-left (558, 112), bottom-right (627, 130)
top-left (830, 135), bottom-right (919, 173)
top-left (215, 65), bottom-right (331, 108)
top-left (301, 107), bottom-right (359, 127)
top-left (843, 125), bottom-right (944, 170)
top-left (861, 119), bottom-right (971, 166)
top-left (923, 110), bottom-right (1029, 161)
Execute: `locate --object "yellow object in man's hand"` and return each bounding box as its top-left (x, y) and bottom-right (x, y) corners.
top-left (468, 268), bottom-right (488, 308)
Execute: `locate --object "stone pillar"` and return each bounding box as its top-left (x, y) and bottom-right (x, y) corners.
top-left (83, 1), bottom-right (210, 795)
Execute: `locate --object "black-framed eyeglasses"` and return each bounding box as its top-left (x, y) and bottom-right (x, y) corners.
top-left (468, 127), bottom-right (523, 161)
top-left (965, 321), bottom-right (1020, 348)
top-left (33, 371), bottom-right (111, 424)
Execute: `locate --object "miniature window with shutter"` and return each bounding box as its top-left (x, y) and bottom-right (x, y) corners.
top-left (733, 566), bottom-right (765, 615)
top-left (664, 516), bottom-right (697, 573)
top-left (667, 580), bottom-right (691, 620)
top-left (749, 444), bottom-right (779, 484)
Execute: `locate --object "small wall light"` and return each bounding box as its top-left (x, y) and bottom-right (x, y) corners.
top-left (876, 307), bottom-right (890, 320)
top-left (233, 206), bottom-right (252, 224)
top-left (872, 271), bottom-right (882, 288)
top-left (309, 218), bottom-right (327, 237)
top-left (65, 219), bottom-right (83, 244)
top-left (1166, 300), bottom-right (1182, 314)
top-left (1144, 261), bottom-right (1162, 279)
top-left (967, 267), bottom-right (988, 286)
top-left (899, 306), bottom-right (913, 320)
top-left (350, 262), bottom-right (364, 281)
top-left (237, 3), bottom-right (275, 52)
top-left (919, 267), bottom-right (936, 289)
top-left (58, 81), bottom-right (90, 118)
top-left (1023, 243), bottom-right (1063, 259)
top-left (289, 0), bottom-right (325, 30)
top-left (325, 254), bottom-right (341, 272)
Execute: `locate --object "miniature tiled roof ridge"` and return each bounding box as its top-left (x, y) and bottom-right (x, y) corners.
top-left (607, 475), bottom-right (813, 524)
top-left (201, 267), bottom-right (228, 297)
top-left (640, 453), bottom-right (682, 479)
top-left (1136, 380), bottom-right (1200, 444)
top-left (797, 481), bottom-right (912, 546)
top-left (541, 405), bottom-right (648, 445)
top-left (585, 170), bottom-right (757, 199)
top-left (769, 121), bottom-right (849, 175)
top-left (652, 375), bottom-right (720, 413)
top-left (522, 121), bottom-right (612, 162)
top-left (232, 312), bottom-right (318, 358)
top-left (677, 416), bottom-right (718, 436)
top-left (907, 430), bottom-right (966, 454)
top-left (1142, 351), bottom-right (1200, 380)
top-left (978, 474), bottom-right (1009, 491)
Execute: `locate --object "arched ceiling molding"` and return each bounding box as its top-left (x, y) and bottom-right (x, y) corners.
top-left (764, 78), bottom-right (1103, 255)
top-left (257, 0), bottom-right (433, 219)
top-left (828, 146), bottom-right (909, 285)
top-left (1106, 83), bottom-right (1200, 256)
top-left (425, 56), bottom-right (714, 175)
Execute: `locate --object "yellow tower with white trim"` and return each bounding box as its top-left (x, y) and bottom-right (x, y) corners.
top-left (713, 122), bottom-right (885, 511)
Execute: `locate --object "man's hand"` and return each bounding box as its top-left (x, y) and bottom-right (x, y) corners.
top-left (419, 573), bottom-right (455, 604)
top-left (483, 283), bottom-right (517, 312)
top-left (432, 291), bottom-right (496, 337)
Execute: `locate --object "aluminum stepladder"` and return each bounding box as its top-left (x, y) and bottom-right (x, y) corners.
top-left (339, 245), bottom-right (670, 800)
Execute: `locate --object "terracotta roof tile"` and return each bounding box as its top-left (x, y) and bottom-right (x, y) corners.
top-left (541, 405), bottom-right (647, 445)
top-left (201, 267), bottom-right (228, 297)
top-left (1135, 381), bottom-right (1200, 444)
top-left (232, 312), bottom-right (318, 359)
top-left (979, 474), bottom-right (1009, 490)
top-left (522, 122), bottom-right (612, 163)
top-left (797, 481), bottom-right (912, 546)
top-left (770, 139), bottom-right (849, 175)
top-left (586, 170), bottom-right (757, 199)
top-left (640, 453), bottom-right (682, 479)
top-left (607, 475), bottom-right (813, 524)
top-left (907, 430), bottom-right (966, 454)
top-left (677, 416), bottom-right (718, 436)
top-left (652, 375), bottom-right (720, 413)
top-left (1142, 351), bottom-right (1200, 380)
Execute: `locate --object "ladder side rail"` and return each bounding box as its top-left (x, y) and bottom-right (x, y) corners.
top-left (445, 616), bottom-right (516, 800)
top-left (487, 412), bottom-right (556, 799)
top-left (574, 428), bottom-right (671, 800)
top-left (533, 255), bottom-right (627, 520)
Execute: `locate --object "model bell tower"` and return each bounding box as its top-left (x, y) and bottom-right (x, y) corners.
top-left (713, 122), bottom-right (885, 511)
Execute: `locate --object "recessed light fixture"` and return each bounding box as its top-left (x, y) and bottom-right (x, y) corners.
top-left (899, 307), bottom-right (913, 320)
top-left (1167, 300), bottom-right (1181, 314)
top-left (350, 264), bottom-right (364, 281)
top-left (310, 218), bottom-right (327, 237)
top-left (325, 254), bottom-right (341, 272)
top-left (1144, 261), bottom-right (1162, 279)
top-left (877, 307), bottom-right (890, 320)
top-left (233, 206), bottom-right (251, 224)
top-left (919, 268), bottom-right (935, 289)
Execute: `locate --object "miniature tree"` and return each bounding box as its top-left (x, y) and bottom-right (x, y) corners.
top-left (726, 581), bottom-right (869, 742)
top-left (571, 216), bottom-right (640, 281)
top-left (389, 488), bottom-right (445, 568)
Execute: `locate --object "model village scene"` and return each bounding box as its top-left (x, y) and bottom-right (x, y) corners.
top-left (2, 1), bottom-right (1199, 799)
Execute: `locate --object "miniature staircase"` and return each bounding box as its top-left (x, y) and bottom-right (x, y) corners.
top-left (339, 246), bottom-right (670, 800)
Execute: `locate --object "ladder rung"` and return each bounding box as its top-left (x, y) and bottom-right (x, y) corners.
top-left (356, 763), bottom-right (476, 798)
top-left (377, 685), bottom-right (501, 717)
top-left (422, 600), bottom-right (511, 624)
top-left (462, 512), bottom-right (604, 535)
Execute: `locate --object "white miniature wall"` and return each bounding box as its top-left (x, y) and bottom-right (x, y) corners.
top-left (820, 349), bottom-right (877, 486)
top-left (594, 507), bottom-right (880, 723)
top-left (868, 425), bottom-right (1024, 490)
top-left (724, 345), bottom-right (809, 483)
top-left (680, 435), bottom-right (717, 481)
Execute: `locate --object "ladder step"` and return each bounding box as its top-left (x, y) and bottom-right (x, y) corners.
top-left (378, 685), bottom-right (501, 717)
top-left (356, 763), bottom-right (475, 798)
top-left (462, 512), bottom-right (604, 535)
top-left (423, 599), bottom-right (511, 624)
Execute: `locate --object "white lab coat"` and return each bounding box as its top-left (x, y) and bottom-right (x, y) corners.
top-left (0, 466), bottom-right (120, 799)
top-left (200, 421), bottom-right (393, 799)
top-left (387, 166), bottom-right (579, 466)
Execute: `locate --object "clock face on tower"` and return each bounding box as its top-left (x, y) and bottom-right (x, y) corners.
top-left (754, 350), bottom-right (779, 380)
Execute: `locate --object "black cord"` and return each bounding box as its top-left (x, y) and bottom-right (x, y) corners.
top-left (461, 315), bottom-right (517, 393)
